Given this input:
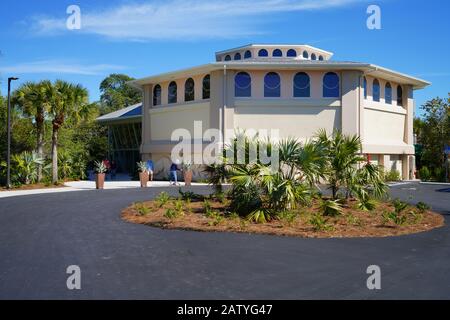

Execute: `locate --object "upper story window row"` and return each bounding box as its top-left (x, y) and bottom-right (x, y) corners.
top-left (363, 77), bottom-right (404, 107)
top-left (153, 75), bottom-right (210, 106)
top-left (223, 48), bottom-right (325, 61)
top-left (235, 71), bottom-right (340, 98)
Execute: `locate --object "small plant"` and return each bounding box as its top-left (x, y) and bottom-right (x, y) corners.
top-left (382, 210), bottom-right (407, 226)
top-left (309, 213), bottom-right (333, 232)
top-left (392, 199), bottom-right (408, 214)
top-left (384, 170), bottom-right (401, 182)
top-left (416, 202), bottom-right (430, 213)
top-left (156, 191), bottom-right (170, 208)
top-left (278, 211), bottom-right (297, 226)
top-left (346, 213), bottom-right (362, 226)
top-left (215, 192), bottom-right (226, 204)
top-left (203, 199), bottom-right (212, 213)
top-left (94, 160), bottom-right (107, 174)
top-left (133, 202), bottom-right (150, 216)
top-left (164, 208), bottom-right (178, 219)
top-left (409, 210), bottom-right (423, 224)
top-left (174, 199), bottom-right (184, 216)
top-left (207, 211), bottom-right (224, 226)
top-left (227, 212), bottom-right (240, 220)
top-left (357, 198), bottom-right (377, 211)
top-left (137, 161), bottom-right (148, 173)
top-left (320, 199), bottom-right (343, 216)
top-left (178, 189), bottom-right (200, 201)
top-left (419, 166), bottom-right (431, 182)
top-left (181, 161), bottom-right (193, 171)
top-left (246, 209), bottom-right (274, 224)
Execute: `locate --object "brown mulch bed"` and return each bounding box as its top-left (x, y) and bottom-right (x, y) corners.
top-left (122, 197), bottom-right (444, 239)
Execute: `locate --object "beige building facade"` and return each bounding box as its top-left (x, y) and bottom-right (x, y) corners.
top-left (130, 44), bottom-right (430, 180)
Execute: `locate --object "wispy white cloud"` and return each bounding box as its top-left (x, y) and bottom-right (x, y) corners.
top-left (0, 60), bottom-right (126, 76)
top-left (32, 0), bottom-right (366, 41)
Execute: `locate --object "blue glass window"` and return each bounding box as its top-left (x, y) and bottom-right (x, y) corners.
top-left (311, 53), bottom-right (317, 60)
top-left (287, 49), bottom-right (297, 57)
top-left (202, 75), bottom-right (210, 99)
top-left (303, 51), bottom-right (309, 59)
top-left (397, 86), bottom-right (403, 106)
top-left (258, 49), bottom-right (268, 57)
top-left (153, 84), bottom-right (161, 106)
top-left (235, 72), bottom-right (251, 97)
top-left (385, 82), bottom-right (392, 104)
top-left (234, 52), bottom-right (241, 60)
top-left (224, 55), bottom-right (231, 61)
top-left (373, 79), bottom-right (380, 102)
top-left (264, 72), bottom-right (281, 97)
top-left (363, 77), bottom-right (367, 99)
top-left (184, 78), bottom-right (195, 102)
top-left (168, 81), bottom-right (177, 104)
top-left (293, 72), bottom-right (310, 98)
top-left (244, 50), bottom-right (252, 59)
top-left (323, 72), bottom-right (339, 98)
top-left (273, 49), bottom-right (282, 57)
top-left (319, 55), bottom-right (324, 61)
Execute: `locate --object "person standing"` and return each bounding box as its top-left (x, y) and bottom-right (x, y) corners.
top-left (169, 162), bottom-right (179, 185)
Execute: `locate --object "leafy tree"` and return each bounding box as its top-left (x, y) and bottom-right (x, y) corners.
top-left (416, 94), bottom-right (450, 174)
top-left (12, 81), bottom-right (49, 182)
top-left (45, 80), bottom-right (93, 184)
top-left (99, 74), bottom-right (142, 114)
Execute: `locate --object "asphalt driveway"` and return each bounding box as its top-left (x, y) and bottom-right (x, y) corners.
top-left (0, 182), bottom-right (449, 299)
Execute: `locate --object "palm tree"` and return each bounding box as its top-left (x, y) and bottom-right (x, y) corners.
top-left (45, 80), bottom-right (90, 184)
top-left (12, 81), bottom-right (50, 182)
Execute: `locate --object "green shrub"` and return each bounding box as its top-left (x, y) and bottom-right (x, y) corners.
top-left (203, 199), bottom-right (212, 215)
top-left (357, 198), bottom-right (377, 211)
top-left (320, 199), bottom-right (343, 216)
top-left (174, 199), bottom-right (184, 215)
top-left (416, 201), bottom-right (430, 212)
top-left (278, 211), bottom-right (297, 226)
top-left (133, 202), bottom-right (150, 216)
top-left (246, 209), bottom-right (274, 224)
top-left (178, 189), bottom-right (201, 201)
top-left (309, 213), bottom-right (333, 232)
top-left (384, 170), bottom-right (401, 182)
top-left (156, 192), bottom-right (170, 207)
top-left (382, 210), bottom-right (407, 226)
top-left (207, 211), bottom-right (224, 226)
top-left (164, 208), bottom-right (178, 219)
top-left (433, 167), bottom-right (445, 182)
top-left (346, 213), bottom-right (362, 226)
top-left (392, 199), bottom-right (408, 214)
top-left (419, 167), bottom-right (431, 181)
top-left (409, 210), bottom-right (423, 223)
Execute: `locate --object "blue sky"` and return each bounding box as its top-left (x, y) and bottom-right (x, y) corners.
top-left (0, 0), bottom-right (449, 117)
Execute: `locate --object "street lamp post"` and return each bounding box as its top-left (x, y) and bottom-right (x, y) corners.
top-left (6, 77), bottom-right (19, 189)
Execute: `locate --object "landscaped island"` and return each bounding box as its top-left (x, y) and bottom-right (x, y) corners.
top-left (122, 131), bottom-right (444, 238)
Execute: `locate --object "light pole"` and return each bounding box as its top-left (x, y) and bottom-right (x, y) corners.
top-left (6, 77), bottom-right (19, 189)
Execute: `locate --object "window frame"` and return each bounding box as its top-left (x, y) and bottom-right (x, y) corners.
top-left (322, 72), bottom-right (340, 98)
top-left (293, 72), bottom-right (311, 98)
top-left (168, 81), bottom-right (178, 104)
top-left (235, 71), bottom-right (252, 97)
top-left (153, 84), bottom-right (161, 106)
top-left (202, 75), bottom-right (210, 100)
top-left (264, 72), bottom-right (281, 98)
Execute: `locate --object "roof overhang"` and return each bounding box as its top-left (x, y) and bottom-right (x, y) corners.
top-left (129, 62), bottom-right (430, 90)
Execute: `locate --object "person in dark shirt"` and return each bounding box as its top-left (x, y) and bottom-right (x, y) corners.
top-left (169, 162), bottom-right (179, 185)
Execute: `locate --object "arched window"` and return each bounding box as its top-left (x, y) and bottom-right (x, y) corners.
top-left (168, 81), bottom-right (177, 104)
top-left (318, 55), bottom-right (324, 61)
top-left (234, 52), bottom-right (241, 60)
top-left (397, 85), bottom-right (403, 106)
top-left (202, 75), bottom-right (210, 99)
top-left (273, 49), bottom-right (282, 57)
top-left (323, 72), bottom-right (340, 98)
top-left (153, 84), bottom-right (161, 106)
top-left (303, 51), bottom-right (309, 59)
top-left (258, 49), bottom-right (268, 57)
top-left (184, 78), bottom-right (195, 102)
top-left (293, 72), bottom-right (310, 98)
top-left (235, 72), bottom-right (251, 97)
top-left (311, 53), bottom-right (317, 60)
top-left (287, 49), bottom-right (297, 57)
top-left (373, 79), bottom-right (380, 102)
top-left (363, 77), bottom-right (367, 99)
top-left (244, 50), bottom-right (252, 59)
top-left (264, 72), bottom-right (281, 97)
top-left (385, 82), bottom-right (392, 104)
top-left (224, 55), bottom-right (231, 61)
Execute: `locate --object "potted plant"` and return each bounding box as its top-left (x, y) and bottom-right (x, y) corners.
top-left (137, 161), bottom-right (149, 188)
top-left (182, 162), bottom-right (193, 186)
top-left (94, 160), bottom-right (107, 189)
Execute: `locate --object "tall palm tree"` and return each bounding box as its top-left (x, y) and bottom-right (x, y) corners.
top-left (45, 80), bottom-right (90, 184)
top-left (12, 81), bottom-right (50, 182)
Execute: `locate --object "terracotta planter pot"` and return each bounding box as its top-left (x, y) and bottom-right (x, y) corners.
top-left (95, 173), bottom-right (105, 189)
top-left (139, 171), bottom-right (149, 188)
top-left (184, 170), bottom-right (193, 186)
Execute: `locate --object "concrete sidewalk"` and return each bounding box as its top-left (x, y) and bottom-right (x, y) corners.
top-left (0, 180), bottom-right (208, 199)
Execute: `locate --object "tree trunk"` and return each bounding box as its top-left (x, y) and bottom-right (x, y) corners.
top-left (36, 121), bottom-right (44, 182)
top-left (51, 128), bottom-right (58, 184)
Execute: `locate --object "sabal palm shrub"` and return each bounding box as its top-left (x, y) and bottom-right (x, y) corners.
top-left (7, 151), bottom-right (44, 185)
